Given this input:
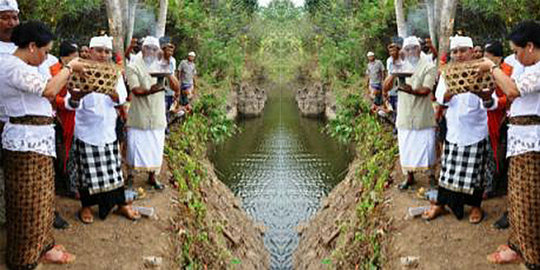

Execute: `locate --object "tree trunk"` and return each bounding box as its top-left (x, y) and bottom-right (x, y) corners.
top-left (426, 0), bottom-right (437, 47)
top-left (125, 0), bottom-right (138, 48)
top-left (438, 0), bottom-right (458, 57)
top-left (394, 0), bottom-right (407, 38)
top-left (105, 0), bottom-right (127, 54)
top-left (156, 0), bottom-right (168, 38)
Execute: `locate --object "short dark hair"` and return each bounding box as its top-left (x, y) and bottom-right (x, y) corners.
top-left (59, 40), bottom-right (78, 57)
top-left (508, 20), bottom-right (540, 48)
top-left (11, 21), bottom-right (55, 49)
top-left (484, 41), bottom-right (503, 57)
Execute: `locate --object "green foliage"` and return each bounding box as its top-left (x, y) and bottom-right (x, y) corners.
top-left (324, 92), bottom-right (397, 268)
top-left (165, 90), bottom-right (236, 267)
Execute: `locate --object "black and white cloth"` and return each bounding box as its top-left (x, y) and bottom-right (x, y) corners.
top-left (73, 139), bottom-right (124, 195)
top-left (439, 138), bottom-right (489, 195)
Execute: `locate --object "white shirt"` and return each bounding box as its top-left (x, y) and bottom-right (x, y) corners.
top-left (0, 41), bottom-right (18, 123)
top-left (507, 61), bottom-right (540, 157)
top-left (66, 75), bottom-right (127, 147)
top-left (435, 75), bottom-right (490, 146)
top-left (0, 55), bottom-right (56, 157)
top-left (504, 54), bottom-right (525, 79)
top-left (37, 54), bottom-right (59, 80)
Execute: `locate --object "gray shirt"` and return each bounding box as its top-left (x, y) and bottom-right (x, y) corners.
top-left (163, 57), bottom-right (177, 96)
top-left (365, 59), bottom-right (385, 84)
top-left (178, 59), bottom-right (197, 85)
top-left (386, 57), bottom-right (400, 97)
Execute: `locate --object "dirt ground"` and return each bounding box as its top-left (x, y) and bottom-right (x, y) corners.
top-left (0, 163), bottom-right (177, 270)
top-left (384, 162), bottom-right (521, 270)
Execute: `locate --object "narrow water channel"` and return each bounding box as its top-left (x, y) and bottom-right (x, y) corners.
top-left (210, 83), bottom-right (353, 269)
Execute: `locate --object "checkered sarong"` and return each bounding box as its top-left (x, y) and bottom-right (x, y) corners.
top-left (439, 139), bottom-right (488, 195)
top-left (73, 139), bottom-right (124, 195)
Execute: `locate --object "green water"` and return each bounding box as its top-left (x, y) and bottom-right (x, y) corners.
top-left (210, 84), bottom-right (353, 269)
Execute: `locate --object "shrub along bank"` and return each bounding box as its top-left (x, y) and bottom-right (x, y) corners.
top-left (295, 93), bottom-right (397, 269)
top-left (165, 86), bottom-right (269, 269)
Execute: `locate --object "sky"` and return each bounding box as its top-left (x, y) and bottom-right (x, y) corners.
top-left (258, 0), bottom-right (304, 7)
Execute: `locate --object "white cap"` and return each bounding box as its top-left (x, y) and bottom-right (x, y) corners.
top-left (89, 35), bottom-right (113, 50)
top-left (0, 0), bottom-right (18, 13)
top-left (188, 51), bottom-right (196, 57)
top-left (142, 36), bottom-right (160, 48)
top-left (403, 36), bottom-right (420, 48)
top-left (450, 35), bottom-right (473, 50)
top-left (367, 51), bottom-right (375, 57)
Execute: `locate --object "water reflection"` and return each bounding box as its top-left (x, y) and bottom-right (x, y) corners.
top-left (210, 85), bottom-right (352, 269)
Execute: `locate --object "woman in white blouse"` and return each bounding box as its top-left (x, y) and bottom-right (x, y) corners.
top-left (0, 21), bottom-right (85, 269)
top-left (481, 21), bottom-right (540, 270)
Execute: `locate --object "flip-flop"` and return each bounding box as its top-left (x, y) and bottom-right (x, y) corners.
top-left (422, 205), bottom-right (448, 221)
top-left (115, 205), bottom-right (141, 221)
top-left (77, 209), bottom-right (94, 224)
top-left (469, 208), bottom-right (484, 224)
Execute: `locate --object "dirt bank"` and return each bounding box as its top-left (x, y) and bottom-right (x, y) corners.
top-left (0, 161), bottom-right (176, 270)
top-left (384, 162), bottom-right (519, 270)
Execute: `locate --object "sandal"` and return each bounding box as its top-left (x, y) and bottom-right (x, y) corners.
top-left (487, 245), bottom-right (522, 264)
top-left (78, 207), bottom-right (94, 224)
top-left (469, 207), bottom-right (484, 224)
top-left (116, 205), bottom-right (141, 221)
top-left (40, 245), bottom-right (76, 264)
top-left (422, 205), bottom-right (448, 221)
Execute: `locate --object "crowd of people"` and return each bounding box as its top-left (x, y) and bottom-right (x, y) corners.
top-left (0, 0), bottom-right (198, 269)
top-left (365, 21), bottom-right (539, 269)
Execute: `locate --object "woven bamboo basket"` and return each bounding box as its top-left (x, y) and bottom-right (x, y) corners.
top-left (443, 59), bottom-right (495, 94)
top-left (67, 59), bottom-right (120, 95)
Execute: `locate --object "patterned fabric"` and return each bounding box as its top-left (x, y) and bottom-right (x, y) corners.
top-left (1, 122), bottom-right (56, 157)
top-left (516, 68), bottom-right (540, 96)
top-left (507, 132), bottom-right (540, 158)
top-left (439, 139), bottom-right (489, 195)
top-left (508, 152), bottom-right (540, 269)
top-left (3, 150), bottom-right (55, 270)
top-left (73, 139), bottom-right (124, 195)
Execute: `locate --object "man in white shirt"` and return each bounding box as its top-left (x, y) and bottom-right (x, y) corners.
top-left (424, 36), bottom-right (497, 224)
top-left (66, 35), bottom-right (140, 224)
top-left (0, 0), bottom-right (19, 227)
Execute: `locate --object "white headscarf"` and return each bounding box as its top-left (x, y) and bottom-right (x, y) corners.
top-left (0, 0), bottom-right (18, 13)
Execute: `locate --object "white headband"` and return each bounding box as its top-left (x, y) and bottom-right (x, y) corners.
top-left (450, 36), bottom-right (473, 50)
top-left (0, 0), bottom-right (18, 13)
top-left (403, 36), bottom-right (420, 48)
top-left (142, 36), bottom-right (160, 48)
top-left (89, 35), bottom-right (113, 50)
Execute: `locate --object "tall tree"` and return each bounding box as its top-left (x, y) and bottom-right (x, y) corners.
top-left (125, 0), bottom-right (138, 48)
top-left (156, 0), bottom-right (169, 38)
top-left (394, 0), bottom-right (407, 37)
top-left (438, 0), bottom-right (458, 58)
top-left (105, 0), bottom-right (128, 54)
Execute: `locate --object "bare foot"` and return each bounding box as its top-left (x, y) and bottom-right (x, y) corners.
top-left (117, 204), bottom-right (141, 221)
top-left (487, 245), bottom-right (522, 264)
top-left (422, 205), bottom-right (448, 221)
top-left (41, 245), bottom-right (75, 264)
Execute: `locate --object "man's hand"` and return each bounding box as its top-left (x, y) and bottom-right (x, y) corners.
top-left (68, 88), bottom-right (90, 101)
top-left (398, 83), bottom-right (413, 93)
top-left (473, 88), bottom-right (494, 101)
top-left (150, 83), bottom-right (165, 94)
